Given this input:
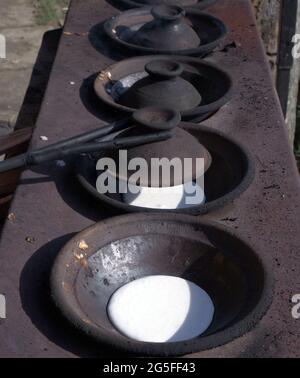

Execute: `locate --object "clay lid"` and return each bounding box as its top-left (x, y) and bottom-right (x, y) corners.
top-left (132, 106), bottom-right (181, 130)
top-left (106, 126), bottom-right (211, 187)
top-left (119, 60), bottom-right (202, 112)
top-left (129, 5), bottom-right (201, 51)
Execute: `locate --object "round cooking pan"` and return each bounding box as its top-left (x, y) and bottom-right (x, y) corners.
top-left (51, 213), bottom-right (273, 356)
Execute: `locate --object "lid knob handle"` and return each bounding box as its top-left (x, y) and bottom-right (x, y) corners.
top-left (132, 107), bottom-right (181, 131)
top-left (151, 5), bottom-right (185, 22)
top-left (145, 59), bottom-right (184, 79)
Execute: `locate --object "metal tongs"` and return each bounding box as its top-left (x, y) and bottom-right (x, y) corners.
top-left (0, 108), bottom-right (181, 173)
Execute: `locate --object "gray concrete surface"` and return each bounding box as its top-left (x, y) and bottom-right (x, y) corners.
top-left (0, 0), bottom-right (55, 134)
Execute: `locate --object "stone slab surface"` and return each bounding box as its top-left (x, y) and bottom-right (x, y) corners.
top-left (0, 0), bottom-right (299, 358)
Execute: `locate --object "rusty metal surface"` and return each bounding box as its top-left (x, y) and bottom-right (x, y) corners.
top-left (0, 0), bottom-right (299, 358)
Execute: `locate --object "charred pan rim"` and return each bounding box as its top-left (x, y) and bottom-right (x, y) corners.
top-left (115, 0), bottom-right (217, 10)
top-left (103, 8), bottom-right (227, 56)
top-left (94, 55), bottom-right (233, 121)
top-left (50, 214), bottom-right (274, 357)
top-left (75, 122), bottom-right (255, 216)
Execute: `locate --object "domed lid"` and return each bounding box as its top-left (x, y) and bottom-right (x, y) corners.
top-left (129, 5), bottom-right (201, 51)
top-left (118, 60), bottom-right (202, 112)
top-left (131, 107), bottom-right (181, 131)
top-left (106, 125), bottom-right (211, 188)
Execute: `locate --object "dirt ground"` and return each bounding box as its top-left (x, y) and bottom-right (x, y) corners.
top-left (0, 0), bottom-right (68, 135)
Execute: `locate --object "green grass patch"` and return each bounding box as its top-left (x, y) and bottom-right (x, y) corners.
top-left (34, 0), bottom-right (69, 25)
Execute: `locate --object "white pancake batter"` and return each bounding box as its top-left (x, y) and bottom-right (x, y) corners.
top-left (107, 275), bottom-right (214, 343)
top-left (122, 181), bottom-right (205, 209)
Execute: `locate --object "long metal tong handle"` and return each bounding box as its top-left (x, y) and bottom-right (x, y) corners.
top-left (36, 118), bottom-right (130, 153)
top-left (0, 130), bottom-right (172, 173)
top-left (0, 118), bottom-right (130, 173)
